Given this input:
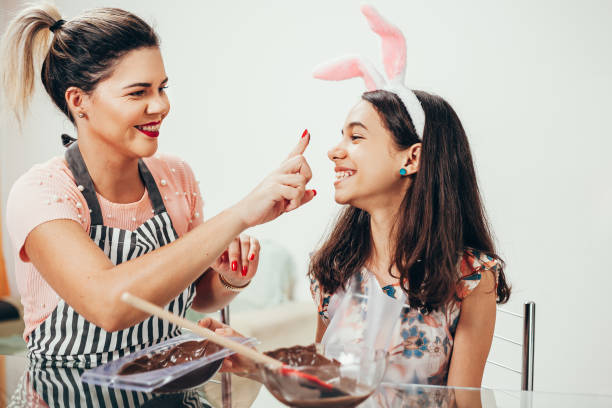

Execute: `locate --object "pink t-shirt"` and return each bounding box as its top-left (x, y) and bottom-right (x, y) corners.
top-left (5, 153), bottom-right (204, 340)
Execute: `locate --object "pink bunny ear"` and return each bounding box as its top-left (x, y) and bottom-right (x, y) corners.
top-left (360, 4), bottom-right (406, 83)
top-left (312, 56), bottom-right (384, 91)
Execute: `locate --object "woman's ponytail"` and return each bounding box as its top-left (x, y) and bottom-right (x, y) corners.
top-left (2, 4), bottom-right (158, 125)
top-left (0, 3), bottom-right (61, 124)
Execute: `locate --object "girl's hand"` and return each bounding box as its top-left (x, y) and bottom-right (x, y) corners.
top-left (211, 234), bottom-right (260, 286)
top-left (198, 317), bottom-right (257, 374)
top-left (233, 130), bottom-right (316, 228)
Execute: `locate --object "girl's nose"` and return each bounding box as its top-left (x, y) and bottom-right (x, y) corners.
top-left (328, 143), bottom-right (347, 161)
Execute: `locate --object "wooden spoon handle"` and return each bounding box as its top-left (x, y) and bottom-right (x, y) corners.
top-left (121, 292), bottom-right (281, 368)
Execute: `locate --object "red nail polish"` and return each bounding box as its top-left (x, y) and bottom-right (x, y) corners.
top-left (312, 189), bottom-right (317, 196)
top-left (231, 261), bottom-right (237, 271)
top-left (242, 266), bottom-right (248, 276)
top-left (301, 129), bottom-right (308, 138)
top-left (249, 253), bottom-right (255, 261)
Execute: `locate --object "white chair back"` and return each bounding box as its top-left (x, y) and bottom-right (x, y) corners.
top-left (486, 301), bottom-right (536, 391)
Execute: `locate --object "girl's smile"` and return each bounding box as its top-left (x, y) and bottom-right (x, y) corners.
top-left (334, 166), bottom-right (356, 185)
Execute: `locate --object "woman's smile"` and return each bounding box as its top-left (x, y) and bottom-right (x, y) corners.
top-left (134, 120), bottom-right (161, 138)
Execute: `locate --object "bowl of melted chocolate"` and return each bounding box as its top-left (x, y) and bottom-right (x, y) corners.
top-left (259, 344), bottom-right (387, 408)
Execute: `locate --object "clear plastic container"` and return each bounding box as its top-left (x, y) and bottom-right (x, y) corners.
top-left (81, 332), bottom-right (257, 393)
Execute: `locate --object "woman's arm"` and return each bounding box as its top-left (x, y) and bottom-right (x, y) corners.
top-left (446, 269), bottom-right (497, 387)
top-left (25, 136), bottom-right (314, 332)
top-left (26, 206), bottom-right (247, 332)
top-left (191, 268), bottom-right (238, 313)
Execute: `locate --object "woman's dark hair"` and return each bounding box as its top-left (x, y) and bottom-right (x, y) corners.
top-left (309, 89), bottom-right (511, 311)
top-left (1, 4), bottom-right (159, 124)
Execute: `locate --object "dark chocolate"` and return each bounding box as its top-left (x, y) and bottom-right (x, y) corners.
top-left (262, 344), bottom-right (372, 407)
top-left (264, 344), bottom-right (339, 367)
top-left (118, 340), bottom-right (219, 375)
top-left (153, 358), bottom-right (223, 393)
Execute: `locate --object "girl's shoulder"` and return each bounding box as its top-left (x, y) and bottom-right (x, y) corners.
top-left (456, 248), bottom-right (502, 299)
top-left (459, 248), bottom-right (502, 276)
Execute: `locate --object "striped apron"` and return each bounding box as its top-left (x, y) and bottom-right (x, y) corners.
top-left (22, 366), bottom-right (205, 408)
top-left (21, 142), bottom-right (204, 407)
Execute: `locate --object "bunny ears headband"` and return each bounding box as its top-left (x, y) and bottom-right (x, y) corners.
top-left (312, 5), bottom-right (426, 139)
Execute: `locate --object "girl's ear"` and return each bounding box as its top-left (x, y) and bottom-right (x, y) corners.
top-left (402, 143), bottom-right (422, 175)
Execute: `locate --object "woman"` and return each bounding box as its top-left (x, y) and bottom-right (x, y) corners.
top-left (308, 5), bottom-right (511, 387)
top-left (1, 3), bottom-right (315, 369)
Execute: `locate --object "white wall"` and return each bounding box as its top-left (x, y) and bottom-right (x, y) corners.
top-left (1, 0), bottom-right (611, 395)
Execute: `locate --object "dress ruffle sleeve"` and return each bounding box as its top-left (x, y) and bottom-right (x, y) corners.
top-left (456, 248), bottom-right (501, 299)
top-left (309, 275), bottom-right (332, 323)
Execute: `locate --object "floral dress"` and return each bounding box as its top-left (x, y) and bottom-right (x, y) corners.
top-left (309, 249), bottom-right (501, 385)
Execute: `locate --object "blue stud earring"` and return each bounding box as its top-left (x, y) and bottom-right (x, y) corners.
top-left (399, 168), bottom-right (408, 176)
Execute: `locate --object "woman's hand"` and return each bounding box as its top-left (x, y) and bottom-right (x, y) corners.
top-left (233, 130), bottom-right (316, 228)
top-left (198, 317), bottom-right (258, 374)
top-left (210, 234), bottom-right (260, 286)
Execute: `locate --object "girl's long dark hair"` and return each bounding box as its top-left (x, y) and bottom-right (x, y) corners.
top-left (309, 90), bottom-right (510, 311)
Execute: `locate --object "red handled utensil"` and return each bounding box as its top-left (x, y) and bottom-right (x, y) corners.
top-left (279, 366), bottom-right (333, 390)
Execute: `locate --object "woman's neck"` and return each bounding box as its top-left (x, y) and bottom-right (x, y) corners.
top-left (76, 135), bottom-right (145, 204)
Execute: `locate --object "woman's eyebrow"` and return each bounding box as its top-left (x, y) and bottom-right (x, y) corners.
top-left (123, 77), bottom-right (169, 89)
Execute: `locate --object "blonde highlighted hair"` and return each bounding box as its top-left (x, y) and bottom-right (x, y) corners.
top-left (0, 3), bottom-right (158, 125)
top-left (0, 3), bottom-right (60, 124)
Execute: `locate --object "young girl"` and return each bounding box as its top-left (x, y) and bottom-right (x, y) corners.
top-left (1, 4), bottom-right (313, 405)
top-left (308, 5), bottom-right (510, 387)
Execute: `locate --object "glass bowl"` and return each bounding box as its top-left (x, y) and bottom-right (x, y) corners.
top-left (258, 347), bottom-right (387, 408)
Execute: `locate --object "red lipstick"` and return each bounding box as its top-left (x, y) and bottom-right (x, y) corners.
top-left (135, 121), bottom-right (161, 138)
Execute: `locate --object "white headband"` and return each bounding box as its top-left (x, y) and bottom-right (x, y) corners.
top-left (312, 4), bottom-right (426, 139)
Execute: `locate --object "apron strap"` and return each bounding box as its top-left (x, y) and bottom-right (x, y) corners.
top-left (61, 133), bottom-right (77, 147)
top-left (137, 159), bottom-right (167, 215)
top-left (64, 138), bottom-right (170, 223)
top-left (64, 142), bottom-right (104, 225)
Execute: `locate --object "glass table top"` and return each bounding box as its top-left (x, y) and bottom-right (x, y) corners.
top-left (1, 354), bottom-right (611, 407)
